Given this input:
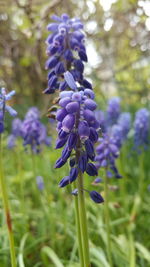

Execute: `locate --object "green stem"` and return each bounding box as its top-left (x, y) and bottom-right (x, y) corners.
top-left (31, 150), bottom-right (36, 178)
top-left (77, 171), bottom-right (90, 267)
top-left (139, 153), bottom-right (145, 200)
top-left (128, 227), bottom-right (136, 267)
top-left (118, 150), bottom-right (127, 210)
top-left (0, 135), bottom-right (17, 267)
top-left (72, 181), bottom-right (84, 266)
top-left (104, 170), bottom-right (113, 267)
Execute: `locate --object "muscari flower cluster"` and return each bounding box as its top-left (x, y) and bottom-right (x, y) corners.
top-left (95, 108), bottom-right (131, 180)
top-left (54, 72), bottom-right (104, 203)
top-left (7, 118), bottom-right (22, 149)
top-left (106, 97), bottom-right (121, 126)
top-left (8, 107), bottom-right (51, 153)
top-left (36, 176), bottom-right (44, 191)
top-left (95, 134), bottom-right (122, 179)
top-left (0, 88), bottom-right (17, 133)
top-left (44, 13), bottom-right (92, 95)
top-left (111, 112), bottom-right (131, 148)
top-left (21, 107), bottom-right (51, 153)
top-left (44, 14), bottom-right (105, 204)
top-left (134, 108), bottom-right (150, 150)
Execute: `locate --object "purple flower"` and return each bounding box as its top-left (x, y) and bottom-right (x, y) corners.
top-left (134, 108), bottom-right (150, 149)
top-left (89, 191), bottom-right (104, 204)
top-left (0, 88), bottom-right (17, 133)
top-left (0, 111), bottom-right (4, 133)
top-left (25, 107), bottom-right (40, 120)
top-left (21, 107), bottom-right (51, 153)
top-left (95, 110), bottom-right (107, 133)
top-left (106, 97), bottom-right (121, 126)
top-left (86, 163), bottom-right (98, 176)
top-left (44, 14), bottom-right (90, 94)
top-left (7, 118), bottom-right (23, 149)
top-left (59, 176), bottom-right (70, 187)
top-left (71, 188), bottom-right (78, 195)
top-left (92, 177), bottom-right (103, 184)
top-left (12, 118), bottom-right (22, 136)
top-left (7, 134), bottom-right (16, 149)
top-left (54, 73), bottom-right (99, 191)
top-left (117, 112), bottom-right (131, 141)
top-left (36, 176), bottom-right (44, 191)
top-left (95, 134), bottom-right (121, 179)
top-left (110, 125), bottom-right (123, 148)
top-left (44, 15), bottom-right (102, 203)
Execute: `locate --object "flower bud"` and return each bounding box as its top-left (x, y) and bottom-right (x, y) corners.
top-left (78, 121), bottom-right (90, 140)
top-left (62, 114), bottom-right (75, 132)
top-left (84, 99), bottom-right (97, 111)
top-left (66, 102), bottom-right (79, 113)
top-left (90, 191), bottom-right (104, 204)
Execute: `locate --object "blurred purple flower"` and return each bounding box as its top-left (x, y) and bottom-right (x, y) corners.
top-left (95, 134), bottom-right (122, 179)
top-left (0, 87), bottom-right (17, 133)
top-left (21, 107), bottom-right (51, 153)
top-left (106, 97), bottom-right (121, 126)
top-left (36, 176), bottom-right (44, 191)
top-left (134, 108), bottom-right (150, 150)
top-left (7, 134), bottom-right (16, 149)
top-left (117, 112), bottom-right (131, 141)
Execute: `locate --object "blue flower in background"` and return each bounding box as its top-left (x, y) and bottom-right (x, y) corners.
top-left (95, 134), bottom-right (122, 179)
top-left (25, 107), bottom-right (40, 120)
top-left (7, 134), bottom-right (16, 149)
top-left (21, 107), bottom-right (51, 153)
top-left (106, 97), bottom-right (121, 126)
top-left (134, 108), bottom-right (150, 150)
top-left (36, 176), bottom-right (44, 191)
top-left (95, 110), bottom-right (106, 133)
top-left (0, 88), bottom-right (17, 133)
top-left (117, 112), bottom-right (131, 141)
top-left (7, 118), bottom-right (22, 149)
top-left (12, 118), bottom-right (22, 137)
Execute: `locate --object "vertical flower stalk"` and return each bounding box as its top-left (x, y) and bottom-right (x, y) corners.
top-left (71, 181), bottom-right (84, 266)
top-left (0, 88), bottom-right (17, 267)
top-left (44, 14), bottom-right (104, 266)
top-left (103, 169), bottom-right (113, 267)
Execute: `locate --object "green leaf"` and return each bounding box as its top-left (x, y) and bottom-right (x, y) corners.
top-left (41, 246), bottom-right (64, 267)
top-left (135, 242), bottom-right (150, 262)
top-left (91, 247), bottom-right (109, 267)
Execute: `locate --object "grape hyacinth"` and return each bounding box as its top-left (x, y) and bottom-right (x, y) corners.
top-left (21, 107), bottom-right (51, 153)
top-left (45, 13), bottom-right (103, 203)
top-left (95, 110), bottom-right (106, 133)
top-left (134, 108), bottom-right (150, 150)
top-left (36, 176), bottom-right (44, 191)
top-left (0, 88), bottom-right (17, 133)
top-left (106, 97), bottom-right (121, 126)
top-left (95, 134), bottom-right (122, 179)
top-left (7, 118), bottom-right (22, 149)
top-left (117, 112), bottom-right (131, 142)
top-left (44, 14), bottom-right (92, 95)
top-left (110, 115), bottom-right (131, 149)
top-left (54, 72), bottom-right (103, 197)
top-left (45, 14), bottom-right (104, 266)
